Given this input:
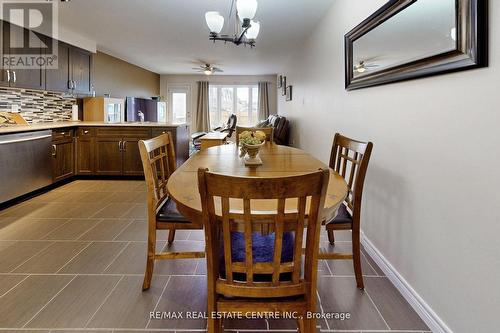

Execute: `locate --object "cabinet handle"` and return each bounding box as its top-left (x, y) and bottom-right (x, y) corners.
top-left (12, 71), bottom-right (16, 83)
top-left (83, 130), bottom-right (89, 135)
top-left (68, 80), bottom-right (72, 89)
top-left (118, 140), bottom-right (122, 151)
top-left (122, 141), bottom-right (127, 151)
top-left (6, 70), bottom-right (10, 82)
top-left (52, 144), bottom-right (57, 157)
top-left (61, 132), bottom-right (66, 136)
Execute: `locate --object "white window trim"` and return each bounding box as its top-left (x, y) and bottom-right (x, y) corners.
top-left (210, 84), bottom-right (259, 128)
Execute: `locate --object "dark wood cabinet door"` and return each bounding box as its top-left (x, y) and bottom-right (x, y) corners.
top-left (76, 137), bottom-right (94, 175)
top-left (6, 23), bottom-right (45, 90)
top-left (71, 47), bottom-right (92, 94)
top-left (0, 21), bottom-right (10, 86)
top-left (122, 137), bottom-right (146, 176)
top-left (46, 42), bottom-right (71, 92)
top-left (95, 137), bottom-right (123, 175)
top-left (52, 140), bottom-right (75, 182)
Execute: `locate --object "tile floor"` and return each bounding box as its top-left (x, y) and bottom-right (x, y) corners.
top-left (0, 180), bottom-right (430, 333)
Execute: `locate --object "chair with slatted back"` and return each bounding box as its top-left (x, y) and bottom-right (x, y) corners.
top-left (320, 133), bottom-right (373, 290)
top-left (139, 133), bottom-right (204, 291)
top-left (235, 126), bottom-right (274, 146)
top-left (198, 168), bottom-right (330, 333)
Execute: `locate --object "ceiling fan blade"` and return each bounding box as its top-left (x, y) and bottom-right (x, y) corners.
top-left (213, 68), bottom-right (224, 72)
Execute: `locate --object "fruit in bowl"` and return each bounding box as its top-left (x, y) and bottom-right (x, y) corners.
top-left (238, 130), bottom-right (267, 165)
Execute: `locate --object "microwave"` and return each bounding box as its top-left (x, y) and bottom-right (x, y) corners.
top-left (83, 97), bottom-right (125, 123)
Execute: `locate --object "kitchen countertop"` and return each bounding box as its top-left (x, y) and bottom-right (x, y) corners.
top-left (0, 121), bottom-right (188, 135)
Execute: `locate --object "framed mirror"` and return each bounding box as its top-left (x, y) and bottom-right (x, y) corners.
top-left (345, 0), bottom-right (488, 90)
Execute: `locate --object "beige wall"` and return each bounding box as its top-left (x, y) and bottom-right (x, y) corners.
top-left (93, 52), bottom-right (160, 98)
top-left (160, 74), bottom-right (277, 132)
top-left (277, 1), bottom-right (497, 332)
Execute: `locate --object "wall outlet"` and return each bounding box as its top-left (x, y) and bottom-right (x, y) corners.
top-left (10, 104), bottom-right (20, 113)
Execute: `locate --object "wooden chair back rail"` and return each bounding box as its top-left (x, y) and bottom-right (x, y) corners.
top-left (198, 168), bottom-right (329, 300)
top-left (329, 134), bottom-right (372, 212)
top-left (139, 133), bottom-right (177, 208)
top-left (235, 126), bottom-right (274, 145)
top-left (323, 133), bottom-right (373, 292)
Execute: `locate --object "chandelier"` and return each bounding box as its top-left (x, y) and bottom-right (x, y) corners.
top-left (205, 0), bottom-right (260, 47)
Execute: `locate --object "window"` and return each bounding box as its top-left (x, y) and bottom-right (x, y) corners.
top-left (209, 85), bottom-right (259, 128)
top-left (168, 88), bottom-right (188, 124)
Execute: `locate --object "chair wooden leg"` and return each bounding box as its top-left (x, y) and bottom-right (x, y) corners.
top-left (297, 316), bottom-right (305, 333)
top-left (327, 229), bottom-right (335, 245)
top-left (207, 317), bottom-right (222, 333)
top-left (352, 228), bottom-right (364, 290)
top-left (304, 317), bottom-right (316, 333)
top-left (168, 229), bottom-right (176, 245)
top-left (142, 223), bottom-right (157, 291)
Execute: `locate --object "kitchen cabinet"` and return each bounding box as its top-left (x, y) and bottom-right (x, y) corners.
top-left (45, 42), bottom-right (71, 93)
top-left (0, 20), bottom-right (92, 94)
top-left (71, 47), bottom-right (92, 94)
top-left (94, 128), bottom-right (150, 176)
top-left (52, 129), bottom-right (75, 182)
top-left (1, 21), bottom-right (45, 90)
top-left (46, 42), bottom-right (92, 95)
top-left (75, 127), bottom-right (95, 175)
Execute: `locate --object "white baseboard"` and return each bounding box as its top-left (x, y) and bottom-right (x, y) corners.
top-left (360, 231), bottom-right (453, 333)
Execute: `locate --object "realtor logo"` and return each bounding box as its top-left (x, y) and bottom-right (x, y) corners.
top-left (0, 0), bottom-right (58, 69)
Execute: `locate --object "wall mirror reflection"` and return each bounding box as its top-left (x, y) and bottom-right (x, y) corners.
top-left (345, 0), bottom-right (488, 90)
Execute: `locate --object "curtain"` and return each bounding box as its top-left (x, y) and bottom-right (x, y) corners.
top-left (258, 81), bottom-right (270, 121)
top-left (195, 81), bottom-right (211, 132)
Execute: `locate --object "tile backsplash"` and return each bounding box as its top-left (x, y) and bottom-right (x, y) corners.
top-left (0, 87), bottom-right (76, 124)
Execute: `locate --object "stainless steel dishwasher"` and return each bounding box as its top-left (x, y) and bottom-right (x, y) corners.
top-left (0, 130), bottom-right (53, 204)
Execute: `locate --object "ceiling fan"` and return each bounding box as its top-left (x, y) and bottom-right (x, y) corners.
top-left (354, 60), bottom-right (381, 73)
top-left (192, 63), bottom-right (224, 75)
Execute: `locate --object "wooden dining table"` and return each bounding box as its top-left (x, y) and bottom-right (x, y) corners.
top-left (167, 143), bottom-right (349, 223)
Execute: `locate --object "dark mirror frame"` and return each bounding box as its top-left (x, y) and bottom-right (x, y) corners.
top-left (345, 0), bottom-right (488, 90)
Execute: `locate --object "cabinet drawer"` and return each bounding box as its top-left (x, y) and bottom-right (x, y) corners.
top-left (96, 127), bottom-right (151, 138)
top-left (77, 127), bottom-right (94, 138)
top-left (52, 128), bottom-right (74, 142)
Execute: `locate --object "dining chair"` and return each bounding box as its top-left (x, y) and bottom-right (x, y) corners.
top-left (320, 133), bottom-right (373, 290)
top-left (198, 168), bottom-right (330, 333)
top-left (235, 126), bottom-right (274, 145)
top-left (139, 133), bottom-right (204, 291)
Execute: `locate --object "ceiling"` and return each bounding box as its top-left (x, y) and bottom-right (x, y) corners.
top-left (58, 0), bottom-right (334, 75)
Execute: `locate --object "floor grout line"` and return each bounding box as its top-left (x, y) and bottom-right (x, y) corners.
top-left (54, 241), bottom-right (93, 274)
top-left (21, 274), bottom-right (77, 328)
top-left (84, 275), bottom-right (124, 328)
top-left (316, 289), bottom-right (331, 331)
top-left (8, 241), bottom-right (55, 273)
top-left (360, 249), bottom-right (380, 276)
top-left (76, 218), bottom-right (106, 241)
top-left (363, 288), bottom-right (391, 331)
top-left (0, 274), bottom-right (29, 298)
top-left (39, 218), bottom-right (77, 240)
top-left (101, 241), bottom-right (131, 273)
top-left (145, 275), bottom-right (172, 329)
top-left (112, 219), bottom-right (140, 241)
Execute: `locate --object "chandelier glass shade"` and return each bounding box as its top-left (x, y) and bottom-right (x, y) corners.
top-left (205, 0), bottom-right (260, 47)
top-left (236, 0), bottom-right (258, 22)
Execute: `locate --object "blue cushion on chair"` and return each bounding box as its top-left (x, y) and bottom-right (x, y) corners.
top-left (230, 231), bottom-right (295, 263)
top-left (220, 231), bottom-right (295, 282)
